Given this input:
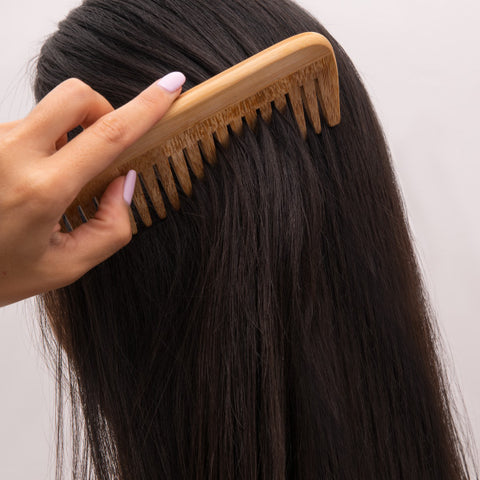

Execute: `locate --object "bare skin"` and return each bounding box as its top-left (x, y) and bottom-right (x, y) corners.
top-left (0, 76), bottom-right (184, 307)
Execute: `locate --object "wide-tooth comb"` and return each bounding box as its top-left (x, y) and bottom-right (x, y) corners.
top-left (63, 31), bottom-right (341, 234)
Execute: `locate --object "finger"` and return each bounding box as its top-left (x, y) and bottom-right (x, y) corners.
top-left (46, 171), bottom-right (136, 282)
top-left (16, 78), bottom-right (114, 152)
top-left (49, 72), bottom-right (186, 195)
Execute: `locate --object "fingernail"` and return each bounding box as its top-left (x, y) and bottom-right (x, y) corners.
top-left (123, 170), bottom-right (137, 205)
top-left (156, 71), bottom-right (186, 93)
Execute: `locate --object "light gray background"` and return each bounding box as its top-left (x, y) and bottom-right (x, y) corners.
top-left (1, 0), bottom-right (479, 478)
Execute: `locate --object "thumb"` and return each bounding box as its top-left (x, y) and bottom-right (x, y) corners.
top-left (50, 170), bottom-right (137, 282)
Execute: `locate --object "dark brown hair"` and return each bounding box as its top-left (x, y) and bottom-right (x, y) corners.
top-left (32, 0), bottom-right (478, 478)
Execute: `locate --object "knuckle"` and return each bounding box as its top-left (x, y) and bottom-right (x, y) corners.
top-left (56, 78), bottom-right (96, 108)
top-left (10, 177), bottom-right (34, 202)
top-left (0, 137), bottom-right (10, 154)
top-left (61, 77), bottom-right (93, 98)
top-left (0, 129), bottom-right (21, 151)
top-left (94, 115), bottom-right (128, 145)
top-left (0, 120), bottom-right (21, 140)
top-left (16, 171), bottom-right (58, 209)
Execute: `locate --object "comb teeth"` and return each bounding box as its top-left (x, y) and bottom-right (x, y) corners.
top-left (64, 33), bottom-right (341, 234)
top-left (301, 77), bottom-right (322, 133)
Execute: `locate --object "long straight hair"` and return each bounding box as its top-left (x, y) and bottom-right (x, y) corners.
top-left (32, 0), bottom-right (478, 478)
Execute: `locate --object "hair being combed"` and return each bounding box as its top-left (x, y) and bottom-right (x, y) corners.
top-left (32, 0), bottom-right (478, 479)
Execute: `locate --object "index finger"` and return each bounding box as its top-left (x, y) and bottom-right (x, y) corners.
top-left (50, 71), bottom-right (186, 195)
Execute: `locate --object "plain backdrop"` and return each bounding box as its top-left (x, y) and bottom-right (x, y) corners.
top-left (0, 0), bottom-right (479, 478)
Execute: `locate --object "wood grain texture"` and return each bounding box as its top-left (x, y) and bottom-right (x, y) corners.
top-left (63, 32), bottom-right (341, 234)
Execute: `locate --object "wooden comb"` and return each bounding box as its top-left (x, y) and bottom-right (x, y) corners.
top-left (63, 31), bottom-right (341, 234)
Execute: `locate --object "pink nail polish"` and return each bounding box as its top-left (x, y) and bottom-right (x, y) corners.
top-left (156, 71), bottom-right (186, 93)
top-left (123, 170), bottom-right (137, 205)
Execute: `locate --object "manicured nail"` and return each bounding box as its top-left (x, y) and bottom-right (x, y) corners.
top-left (123, 170), bottom-right (137, 205)
top-left (156, 71), bottom-right (186, 93)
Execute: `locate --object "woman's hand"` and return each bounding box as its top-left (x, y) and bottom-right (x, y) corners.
top-left (0, 72), bottom-right (186, 307)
